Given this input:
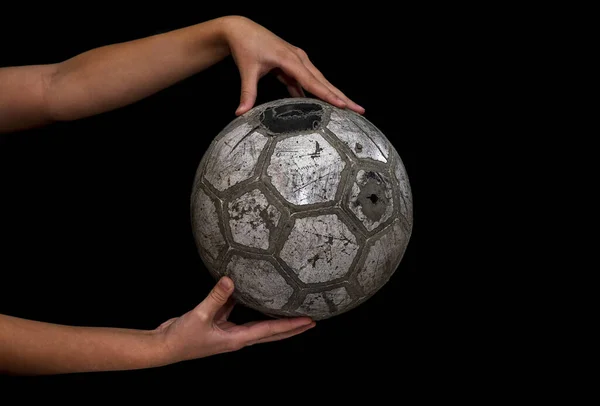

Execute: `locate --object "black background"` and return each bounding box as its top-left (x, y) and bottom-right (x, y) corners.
top-left (0, 6), bottom-right (419, 389)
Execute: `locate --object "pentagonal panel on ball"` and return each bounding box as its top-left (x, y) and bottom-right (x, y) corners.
top-left (326, 109), bottom-right (389, 163)
top-left (266, 133), bottom-right (345, 206)
top-left (203, 123), bottom-right (267, 192)
top-left (279, 213), bottom-right (359, 284)
top-left (348, 169), bottom-right (394, 232)
top-left (227, 188), bottom-right (281, 250)
top-left (225, 254), bottom-right (294, 310)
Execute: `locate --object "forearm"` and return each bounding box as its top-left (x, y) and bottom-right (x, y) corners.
top-left (0, 313), bottom-right (169, 375)
top-left (45, 16), bottom-right (232, 121)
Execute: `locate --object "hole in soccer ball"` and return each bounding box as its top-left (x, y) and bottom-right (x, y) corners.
top-left (356, 174), bottom-right (388, 222)
top-left (260, 103), bottom-right (323, 134)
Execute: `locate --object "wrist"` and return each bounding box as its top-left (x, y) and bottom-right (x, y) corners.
top-left (183, 17), bottom-right (232, 63)
top-left (217, 15), bottom-right (249, 46)
top-left (145, 329), bottom-right (177, 367)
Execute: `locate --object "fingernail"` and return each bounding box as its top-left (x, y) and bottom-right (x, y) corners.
top-left (220, 277), bottom-right (233, 290)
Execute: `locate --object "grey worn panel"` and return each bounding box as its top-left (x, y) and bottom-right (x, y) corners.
top-left (192, 188), bottom-right (227, 260)
top-left (298, 287), bottom-right (352, 318)
top-left (348, 170), bottom-right (394, 231)
top-left (394, 154), bottom-right (413, 221)
top-left (326, 109), bottom-right (387, 163)
top-left (266, 133), bottom-right (345, 206)
top-left (357, 222), bottom-right (407, 296)
top-left (279, 214), bottom-right (359, 283)
top-left (226, 255), bottom-right (294, 310)
top-left (350, 114), bottom-right (390, 161)
top-left (204, 123), bottom-right (267, 191)
top-left (228, 188), bottom-right (280, 250)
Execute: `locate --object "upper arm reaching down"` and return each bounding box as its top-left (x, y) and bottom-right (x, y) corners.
top-left (0, 64), bottom-right (58, 134)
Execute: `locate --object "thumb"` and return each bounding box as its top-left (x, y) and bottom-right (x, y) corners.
top-left (196, 276), bottom-right (234, 320)
top-left (236, 66), bottom-right (260, 116)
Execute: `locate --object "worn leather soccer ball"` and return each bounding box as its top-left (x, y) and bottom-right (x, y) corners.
top-left (191, 98), bottom-right (412, 320)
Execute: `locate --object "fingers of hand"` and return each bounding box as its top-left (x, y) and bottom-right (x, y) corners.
top-left (287, 85), bottom-right (305, 98)
top-left (250, 321), bottom-right (316, 345)
top-left (236, 46), bottom-right (364, 115)
top-left (279, 56), bottom-right (346, 109)
top-left (303, 60), bottom-right (365, 114)
top-left (195, 276), bottom-right (234, 322)
top-left (236, 65), bottom-right (261, 116)
top-left (233, 317), bottom-right (314, 347)
top-left (281, 48), bottom-right (366, 113)
top-left (276, 72), bottom-right (305, 98)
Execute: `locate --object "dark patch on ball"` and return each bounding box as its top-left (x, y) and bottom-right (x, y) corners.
top-left (357, 172), bottom-right (389, 222)
top-left (260, 103), bottom-right (323, 134)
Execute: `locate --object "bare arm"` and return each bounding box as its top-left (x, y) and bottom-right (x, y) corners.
top-left (0, 17), bottom-right (229, 133)
top-left (0, 277), bottom-right (315, 375)
top-left (0, 313), bottom-right (166, 374)
top-left (0, 15), bottom-right (363, 134)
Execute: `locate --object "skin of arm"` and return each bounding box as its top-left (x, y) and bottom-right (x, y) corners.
top-left (0, 17), bottom-right (229, 133)
top-left (0, 314), bottom-right (168, 374)
top-left (0, 276), bottom-right (315, 375)
top-left (0, 15), bottom-right (363, 134)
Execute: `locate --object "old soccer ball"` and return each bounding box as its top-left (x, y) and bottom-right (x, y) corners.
top-left (190, 98), bottom-right (412, 320)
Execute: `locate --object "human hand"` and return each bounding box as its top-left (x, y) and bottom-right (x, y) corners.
top-left (220, 16), bottom-right (365, 116)
top-left (154, 276), bottom-right (315, 363)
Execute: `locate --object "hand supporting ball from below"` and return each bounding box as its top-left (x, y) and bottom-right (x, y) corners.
top-left (155, 276), bottom-right (315, 362)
